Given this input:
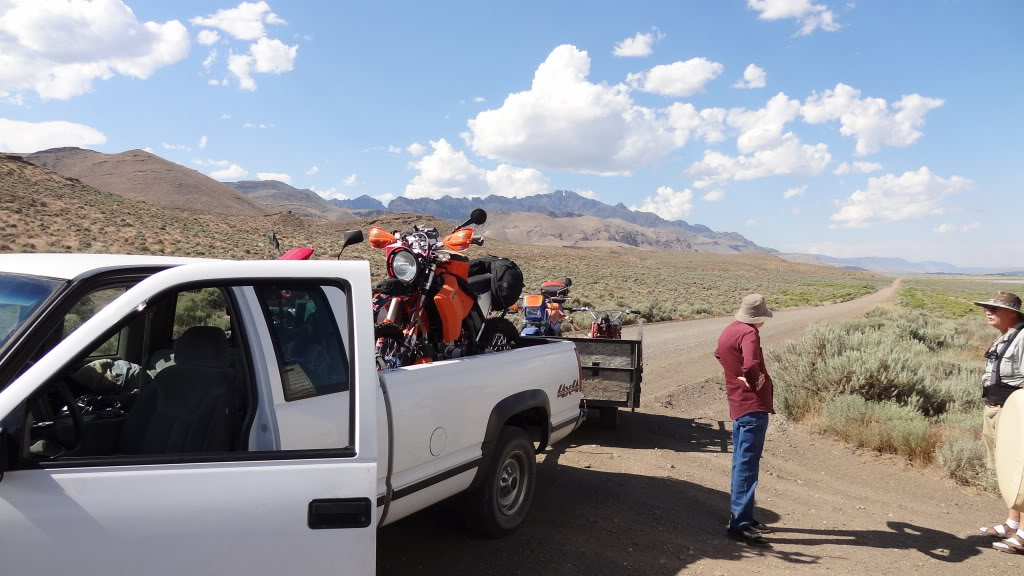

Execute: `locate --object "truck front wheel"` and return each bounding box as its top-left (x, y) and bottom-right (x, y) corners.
top-left (463, 425), bottom-right (536, 537)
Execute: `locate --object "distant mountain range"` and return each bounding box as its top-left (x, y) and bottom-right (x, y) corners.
top-left (17, 147), bottom-right (1013, 272)
top-left (226, 180), bottom-right (354, 220)
top-left (331, 189), bottom-right (771, 254)
top-left (778, 253), bottom-right (1024, 276)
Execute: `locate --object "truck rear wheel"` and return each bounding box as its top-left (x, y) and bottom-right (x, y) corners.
top-left (463, 425), bottom-right (535, 537)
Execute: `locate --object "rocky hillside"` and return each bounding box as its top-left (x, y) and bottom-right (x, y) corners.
top-left (24, 147), bottom-right (271, 217)
top-left (227, 179), bottom-right (355, 220)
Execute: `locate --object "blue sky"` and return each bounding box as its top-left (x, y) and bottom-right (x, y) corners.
top-left (0, 0), bottom-right (1021, 267)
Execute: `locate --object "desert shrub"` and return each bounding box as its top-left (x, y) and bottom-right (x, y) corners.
top-left (637, 299), bottom-right (677, 322)
top-left (820, 395), bottom-right (938, 463)
top-left (770, 281), bottom-right (1007, 485)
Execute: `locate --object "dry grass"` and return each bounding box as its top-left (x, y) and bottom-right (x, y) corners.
top-left (0, 154), bottom-right (887, 319)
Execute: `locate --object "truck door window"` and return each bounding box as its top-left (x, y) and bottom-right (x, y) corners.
top-left (255, 285), bottom-right (350, 402)
top-left (63, 287), bottom-right (126, 357)
top-left (173, 287), bottom-right (231, 339)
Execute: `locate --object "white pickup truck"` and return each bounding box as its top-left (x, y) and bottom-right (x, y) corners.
top-left (0, 254), bottom-right (585, 575)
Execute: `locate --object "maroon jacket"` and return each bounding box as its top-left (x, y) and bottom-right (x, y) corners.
top-left (715, 321), bottom-right (774, 420)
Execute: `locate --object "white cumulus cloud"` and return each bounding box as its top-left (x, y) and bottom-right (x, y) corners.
top-left (343, 173), bottom-right (358, 187)
top-left (0, 0), bottom-right (189, 101)
top-left (228, 52), bottom-right (255, 90)
top-left (197, 29), bottom-right (221, 45)
top-left (257, 172), bottom-right (290, 184)
top-left (783, 185), bottom-right (807, 199)
top-left (209, 163), bottom-right (248, 180)
top-left (627, 57), bottom-right (724, 97)
top-left (311, 186), bottom-right (346, 201)
top-left (467, 45), bottom-right (718, 175)
top-left (633, 186), bottom-right (694, 220)
top-left (306, 165), bottom-right (318, 175)
top-left (748, 0), bottom-right (840, 36)
top-left (801, 83), bottom-right (944, 155)
top-left (0, 117), bottom-right (106, 152)
top-left (733, 64), bottom-right (767, 89)
top-left (190, 1), bottom-right (285, 41)
top-left (161, 142), bottom-right (192, 152)
top-left (833, 160), bottom-right (883, 175)
top-left (726, 92), bottom-right (801, 153)
top-left (405, 139), bottom-right (549, 200)
top-left (612, 29), bottom-right (663, 58)
top-left (702, 189), bottom-right (726, 202)
top-left (933, 222), bottom-right (980, 234)
top-left (689, 134), bottom-right (831, 188)
top-left (250, 37), bottom-right (296, 73)
top-left (198, 135), bottom-right (208, 150)
top-left (831, 167), bottom-right (972, 228)
top-left (406, 142), bottom-right (427, 157)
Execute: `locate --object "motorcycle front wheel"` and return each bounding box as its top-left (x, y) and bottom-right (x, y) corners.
top-left (479, 317), bottom-right (519, 353)
top-left (375, 322), bottom-right (412, 370)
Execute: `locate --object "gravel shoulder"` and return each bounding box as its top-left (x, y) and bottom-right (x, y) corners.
top-left (379, 280), bottom-right (1010, 575)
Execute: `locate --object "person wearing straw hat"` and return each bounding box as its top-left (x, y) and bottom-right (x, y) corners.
top-left (973, 292), bottom-right (1024, 553)
top-left (715, 294), bottom-right (775, 547)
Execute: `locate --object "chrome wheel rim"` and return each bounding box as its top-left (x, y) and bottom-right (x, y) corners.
top-left (496, 449), bottom-right (528, 516)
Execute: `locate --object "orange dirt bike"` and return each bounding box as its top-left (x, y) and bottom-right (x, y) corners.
top-left (369, 209), bottom-right (522, 370)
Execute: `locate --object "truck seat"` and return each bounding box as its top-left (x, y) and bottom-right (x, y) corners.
top-left (118, 326), bottom-right (240, 455)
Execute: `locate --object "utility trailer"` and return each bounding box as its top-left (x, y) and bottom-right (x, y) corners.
top-left (523, 335), bottom-right (643, 429)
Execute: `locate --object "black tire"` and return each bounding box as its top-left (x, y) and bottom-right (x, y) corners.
top-left (598, 406), bottom-right (618, 429)
top-left (374, 323), bottom-right (411, 370)
top-left (479, 317), bottom-right (519, 353)
top-left (463, 426), bottom-right (536, 537)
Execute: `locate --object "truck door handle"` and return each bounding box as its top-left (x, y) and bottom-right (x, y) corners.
top-left (308, 498), bottom-right (372, 529)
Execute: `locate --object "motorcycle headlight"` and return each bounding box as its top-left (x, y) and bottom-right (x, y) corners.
top-left (388, 248), bottom-right (419, 283)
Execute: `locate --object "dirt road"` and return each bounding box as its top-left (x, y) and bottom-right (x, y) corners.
top-left (379, 281), bottom-right (1011, 575)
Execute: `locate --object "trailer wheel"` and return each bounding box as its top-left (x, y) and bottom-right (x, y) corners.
top-left (463, 425), bottom-right (536, 537)
top-left (598, 406), bottom-right (618, 429)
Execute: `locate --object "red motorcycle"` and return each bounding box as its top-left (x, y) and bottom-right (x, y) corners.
top-left (369, 209), bottom-right (520, 370)
top-left (565, 307), bottom-right (638, 339)
top-left (267, 230), bottom-right (363, 260)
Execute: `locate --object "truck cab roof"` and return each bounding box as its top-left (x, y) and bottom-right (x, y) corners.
top-left (0, 253), bottom-right (217, 281)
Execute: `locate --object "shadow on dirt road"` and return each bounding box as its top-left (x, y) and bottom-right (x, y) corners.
top-left (378, 409), bottom-right (987, 575)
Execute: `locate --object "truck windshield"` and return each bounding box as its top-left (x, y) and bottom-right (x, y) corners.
top-left (0, 273), bottom-right (64, 350)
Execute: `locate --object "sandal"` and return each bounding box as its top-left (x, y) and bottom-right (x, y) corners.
top-left (994, 536), bottom-right (1024, 554)
top-left (980, 523), bottom-right (1015, 538)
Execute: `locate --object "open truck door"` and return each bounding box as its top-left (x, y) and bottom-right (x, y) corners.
top-left (0, 261), bottom-right (379, 575)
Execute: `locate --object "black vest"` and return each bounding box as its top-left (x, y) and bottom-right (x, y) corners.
top-left (983, 324), bottom-right (1024, 406)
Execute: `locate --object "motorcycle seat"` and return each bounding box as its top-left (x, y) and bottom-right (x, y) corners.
top-left (468, 273), bottom-right (492, 296)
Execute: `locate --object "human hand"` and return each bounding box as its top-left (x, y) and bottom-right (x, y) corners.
top-left (756, 373), bottom-right (766, 391)
top-left (738, 376), bottom-right (751, 390)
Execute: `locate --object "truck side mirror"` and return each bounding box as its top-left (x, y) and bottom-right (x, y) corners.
top-left (336, 230), bottom-right (365, 259)
top-left (564, 278), bottom-right (572, 287)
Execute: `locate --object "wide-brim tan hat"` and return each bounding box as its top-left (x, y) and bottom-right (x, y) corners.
top-left (974, 291), bottom-right (1023, 315)
top-left (736, 293), bottom-right (773, 324)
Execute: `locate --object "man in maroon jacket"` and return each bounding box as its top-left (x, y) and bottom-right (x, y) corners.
top-left (715, 294), bottom-right (775, 546)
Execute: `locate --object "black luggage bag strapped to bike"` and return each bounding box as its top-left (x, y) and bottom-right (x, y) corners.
top-left (469, 255), bottom-right (524, 310)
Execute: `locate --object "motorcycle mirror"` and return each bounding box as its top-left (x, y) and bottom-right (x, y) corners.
top-left (267, 231), bottom-right (281, 252)
top-left (565, 278), bottom-right (572, 287)
top-left (455, 208), bottom-right (488, 231)
top-left (336, 229), bottom-right (365, 259)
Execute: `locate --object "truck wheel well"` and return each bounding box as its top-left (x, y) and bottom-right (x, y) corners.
top-left (504, 406), bottom-right (549, 450)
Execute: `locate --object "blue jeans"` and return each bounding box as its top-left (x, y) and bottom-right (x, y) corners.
top-left (729, 411), bottom-right (769, 531)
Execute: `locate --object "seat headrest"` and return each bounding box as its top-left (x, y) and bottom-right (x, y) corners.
top-left (174, 326), bottom-right (229, 369)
